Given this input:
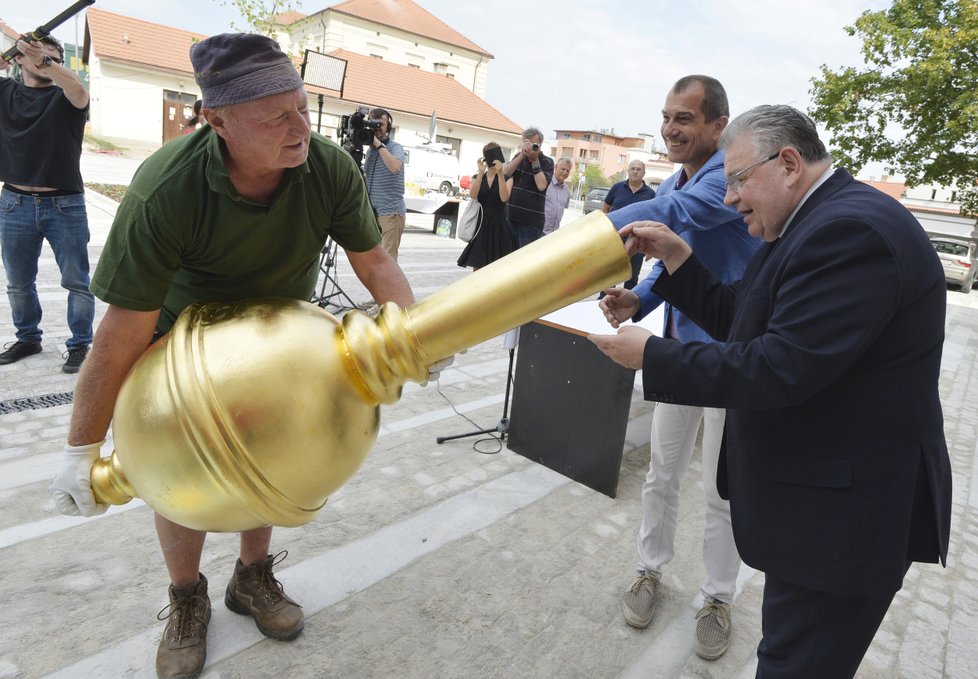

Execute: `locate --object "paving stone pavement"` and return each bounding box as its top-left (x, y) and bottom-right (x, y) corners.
top-left (1, 152), bottom-right (977, 678)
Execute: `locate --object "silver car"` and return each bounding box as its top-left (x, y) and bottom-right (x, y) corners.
top-left (930, 237), bottom-right (975, 291)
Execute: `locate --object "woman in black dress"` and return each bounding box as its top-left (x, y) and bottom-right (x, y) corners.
top-left (457, 142), bottom-right (515, 270)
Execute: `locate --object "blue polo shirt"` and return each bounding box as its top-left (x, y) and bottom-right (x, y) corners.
top-left (604, 179), bottom-right (656, 211)
top-left (606, 150), bottom-right (761, 343)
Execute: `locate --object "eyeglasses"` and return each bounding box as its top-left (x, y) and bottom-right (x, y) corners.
top-left (727, 151), bottom-right (779, 192)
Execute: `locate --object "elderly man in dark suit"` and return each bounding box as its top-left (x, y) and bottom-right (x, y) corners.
top-left (589, 105), bottom-right (951, 678)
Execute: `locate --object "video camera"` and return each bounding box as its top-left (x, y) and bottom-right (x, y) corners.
top-left (338, 106), bottom-right (381, 170)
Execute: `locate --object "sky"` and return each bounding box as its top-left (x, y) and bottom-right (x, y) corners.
top-left (3, 0), bottom-right (894, 176)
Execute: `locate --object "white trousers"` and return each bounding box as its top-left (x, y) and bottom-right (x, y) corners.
top-left (636, 403), bottom-right (740, 602)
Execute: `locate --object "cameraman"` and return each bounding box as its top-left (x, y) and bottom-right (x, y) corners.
top-left (364, 107), bottom-right (406, 260)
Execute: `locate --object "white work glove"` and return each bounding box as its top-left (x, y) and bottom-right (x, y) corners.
top-left (49, 441), bottom-right (108, 517)
top-left (421, 355), bottom-right (456, 386)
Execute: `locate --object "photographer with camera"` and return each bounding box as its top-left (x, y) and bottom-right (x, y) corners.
top-left (364, 107), bottom-right (406, 260)
top-left (0, 36), bottom-right (94, 374)
top-left (502, 127), bottom-right (553, 248)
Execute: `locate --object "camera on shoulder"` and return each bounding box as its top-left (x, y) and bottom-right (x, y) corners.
top-left (340, 106), bottom-right (381, 147)
top-left (338, 105), bottom-right (383, 170)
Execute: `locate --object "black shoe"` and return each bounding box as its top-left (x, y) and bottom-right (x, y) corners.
top-left (0, 341), bottom-right (42, 365)
top-left (62, 346), bottom-right (89, 374)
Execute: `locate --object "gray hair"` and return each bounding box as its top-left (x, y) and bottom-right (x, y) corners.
top-left (555, 157), bottom-right (573, 168)
top-left (522, 127), bottom-right (544, 141)
top-left (719, 105), bottom-right (830, 164)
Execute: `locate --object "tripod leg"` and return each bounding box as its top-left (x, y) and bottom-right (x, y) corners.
top-left (311, 239), bottom-right (360, 311)
top-left (436, 427), bottom-right (498, 444)
top-left (434, 346), bottom-right (517, 443)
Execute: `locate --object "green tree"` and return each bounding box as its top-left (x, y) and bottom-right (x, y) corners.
top-left (808, 0), bottom-right (978, 212)
top-left (215, 0), bottom-right (303, 36)
top-left (572, 164), bottom-right (615, 197)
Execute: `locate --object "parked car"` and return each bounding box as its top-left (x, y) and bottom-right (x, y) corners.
top-left (930, 237), bottom-right (975, 292)
top-left (583, 187), bottom-right (610, 215)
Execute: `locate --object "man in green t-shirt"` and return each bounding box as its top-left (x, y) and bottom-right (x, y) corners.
top-left (48, 34), bottom-right (418, 679)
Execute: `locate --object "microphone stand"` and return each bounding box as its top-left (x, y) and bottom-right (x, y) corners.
top-left (436, 330), bottom-right (518, 444)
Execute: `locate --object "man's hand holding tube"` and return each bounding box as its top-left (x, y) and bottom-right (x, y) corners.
top-left (50, 441), bottom-right (108, 516)
top-left (620, 220), bottom-right (692, 274)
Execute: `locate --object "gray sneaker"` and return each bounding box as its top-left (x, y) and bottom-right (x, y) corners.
top-left (694, 596), bottom-right (732, 660)
top-left (622, 571), bottom-right (660, 628)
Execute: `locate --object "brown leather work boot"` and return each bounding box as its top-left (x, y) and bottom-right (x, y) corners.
top-left (224, 551), bottom-right (304, 640)
top-left (156, 574), bottom-right (211, 679)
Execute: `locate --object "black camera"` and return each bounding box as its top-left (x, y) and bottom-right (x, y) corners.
top-left (340, 106), bottom-right (381, 147)
top-left (531, 143), bottom-right (540, 152)
top-left (338, 106), bottom-right (382, 170)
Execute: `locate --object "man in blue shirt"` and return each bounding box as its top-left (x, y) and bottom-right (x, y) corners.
top-left (598, 75), bottom-right (760, 661)
top-left (602, 159), bottom-right (656, 290)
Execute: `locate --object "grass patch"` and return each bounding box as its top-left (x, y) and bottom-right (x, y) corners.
top-left (85, 183), bottom-right (128, 203)
top-left (83, 134), bottom-right (125, 153)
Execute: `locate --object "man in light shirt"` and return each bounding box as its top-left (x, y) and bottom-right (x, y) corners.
top-left (543, 157), bottom-right (573, 235)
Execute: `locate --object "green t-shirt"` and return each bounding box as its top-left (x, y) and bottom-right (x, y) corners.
top-left (91, 128), bottom-right (381, 333)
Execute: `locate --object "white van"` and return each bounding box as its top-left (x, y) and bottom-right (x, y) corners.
top-left (403, 144), bottom-right (460, 196)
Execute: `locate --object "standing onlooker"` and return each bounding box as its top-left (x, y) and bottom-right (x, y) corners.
top-left (603, 159), bottom-right (656, 289)
top-left (458, 142), bottom-right (514, 270)
top-left (364, 107), bottom-right (406, 260)
top-left (597, 75), bottom-right (760, 661)
top-left (543, 157), bottom-right (573, 235)
top-left (0, 36), bottom-right (94, 373)
top-left (181, 99), bottom-right (203, 135)
top-left (503, 127), bottom-right (553, 248)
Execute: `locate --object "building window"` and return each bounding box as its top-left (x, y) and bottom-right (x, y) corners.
top-left (408, 63), bottom-right (420, 69)
top-left (436, 135), bottom-right (462, 156)
top-left (583, 133), bottom-right (591, 141)
top-left (559, 132), bottom-right (571, 139)
top-left (578, 149), bottom-right (587, 159)
top-left (589, 150), bottom-right (599, 160)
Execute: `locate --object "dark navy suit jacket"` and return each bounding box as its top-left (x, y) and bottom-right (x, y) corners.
top-left (644, 169), bottom-right (951, 597)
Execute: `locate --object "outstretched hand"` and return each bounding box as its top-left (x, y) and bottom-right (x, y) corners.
top-left (587, 326), bottom-right (651, 370)
top-left (598, 288), bottom-right (640, 329)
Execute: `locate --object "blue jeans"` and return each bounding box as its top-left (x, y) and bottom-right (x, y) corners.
top-left (509, 220), bottom-right (543, 249)
top-left (0, 188), bottom-right (94, 348)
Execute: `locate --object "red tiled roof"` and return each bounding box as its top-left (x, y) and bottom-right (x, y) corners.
top-left (907, 204), bottom-right (965, 217)
top-left (274, 11), bottom-right (308, 26)
top-left (310, 49), bottom-right (520, 135)
top-left (330, 0), bottom-right (491, 57)
top-left (84, 7), bottom-right (206, 75)
top-left (861, 179), bottom-right (907, 201)
top-left (81, 8), bottom-right (519, 136)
